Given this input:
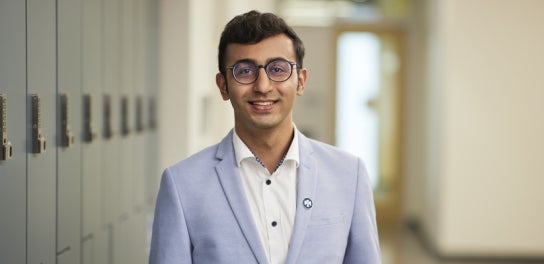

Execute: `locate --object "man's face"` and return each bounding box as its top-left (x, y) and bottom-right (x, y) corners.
top-left (216, 34), bottom-right (307, 134)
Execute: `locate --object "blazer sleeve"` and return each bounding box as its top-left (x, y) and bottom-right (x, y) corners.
top-left (343, 158), bottom-right (382, 264)
top-left (149, 168), bottom-right (192, 264)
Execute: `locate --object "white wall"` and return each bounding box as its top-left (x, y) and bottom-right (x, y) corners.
top-left (292, 26), bottom-right (335, 144)
top-left (420, 0), bottom-right (544, 257)
top-left (158, 0), bottom-right (277, 171)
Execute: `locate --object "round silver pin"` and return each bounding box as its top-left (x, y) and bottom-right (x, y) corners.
top-left (302, 198), bottom-right (313, 209)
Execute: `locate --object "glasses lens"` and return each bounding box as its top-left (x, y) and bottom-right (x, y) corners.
top-left (266, 60), bottom-right (292, 82)
top-left (232, 62), bottom-right (257, 84)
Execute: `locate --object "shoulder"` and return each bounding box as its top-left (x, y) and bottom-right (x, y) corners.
top-left (174, 144), bottom-right (216, 165)
top-left (166, 130), bottom-right (234, 177)
top-left (300, 134), bottom-right (360, 165)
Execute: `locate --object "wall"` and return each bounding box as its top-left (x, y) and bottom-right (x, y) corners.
top-left (284, 0), bottom-right (544, 259)
top-left (292, 26), bottom-right (336, 144)
top-left (418, 0), bottom-right (544, 258)
top-left (157, 0), bottom-right (277, 171)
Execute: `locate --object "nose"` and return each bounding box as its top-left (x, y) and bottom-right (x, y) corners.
top-left (253, 67), bottom-right (272, 93)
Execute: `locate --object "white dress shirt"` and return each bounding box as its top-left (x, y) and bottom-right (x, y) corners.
top-left (233, 129), bottom-right (299, 264)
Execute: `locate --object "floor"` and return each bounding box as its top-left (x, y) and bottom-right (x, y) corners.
top-left (379, 226), bottom-right (544, 264)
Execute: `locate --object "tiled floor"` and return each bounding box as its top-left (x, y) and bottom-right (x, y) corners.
top-left (379, 226), bottom-right (544, 264)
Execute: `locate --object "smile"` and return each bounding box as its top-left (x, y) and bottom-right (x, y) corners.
top-left (251, 101), bottom-right (275, 106)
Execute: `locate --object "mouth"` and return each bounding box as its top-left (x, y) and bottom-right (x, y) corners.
top-left (250, 101), bottom-right (275, 106)
top-left (249, 100), bottom-right (277, 111)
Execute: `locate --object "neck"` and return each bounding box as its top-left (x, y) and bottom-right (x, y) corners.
top-left (235, 123), bottom-right (294, 174)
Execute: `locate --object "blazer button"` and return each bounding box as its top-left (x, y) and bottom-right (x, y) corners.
top-left (266, 179), bottom-right (272, 185)
top-left (271, 221), bottom-right (278, 227)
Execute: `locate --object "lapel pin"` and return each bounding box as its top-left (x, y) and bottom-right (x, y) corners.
top-left (302, 198), bottom-right (313, 209)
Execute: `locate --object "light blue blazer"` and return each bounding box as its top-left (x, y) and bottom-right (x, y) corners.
top-left (149, 130), bottom-right (381, 264)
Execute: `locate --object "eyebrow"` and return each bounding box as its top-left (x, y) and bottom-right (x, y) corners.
top-left (232, 57), bottom-right (289, 66)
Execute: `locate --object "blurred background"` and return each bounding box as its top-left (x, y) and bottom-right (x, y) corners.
top-left (1, 0), bottom-right (543, 263)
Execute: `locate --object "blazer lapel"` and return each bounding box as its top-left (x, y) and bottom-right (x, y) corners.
top-left (285, 132), bottom-right (318, 264)
top-left (215, 131), bottom-right (268, 264)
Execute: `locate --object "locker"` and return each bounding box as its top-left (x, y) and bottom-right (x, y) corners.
top-left (26, 0), bottom-right (58, 263)
top-left (133, 0), bottom-right (148, 214)
top-left (144, 0), bottom-right (161, 215)
top-left (57, 0), bottom-right (83, 263)
top-left (0, 1), bottom-right (27, 263)
top-left (1, 0), bottom-right (160, 262)
top-left (102, 0), bottom-right (124, 263)
top-left (81, 0), bottom-right (108, 262)
top-left (130, 1), bottom-right (149, 262)
top-left (82, 236), bottom-right (94, 264)
top-left (56, 249), bottom-right (74, 264)
top-left (118, 1), bottom-right (138, 263)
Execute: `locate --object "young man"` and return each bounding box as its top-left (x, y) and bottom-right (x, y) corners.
top-left (149, 10), bottom-right (381, 264)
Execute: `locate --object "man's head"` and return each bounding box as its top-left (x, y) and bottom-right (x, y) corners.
top-left (217, 10), bottom-right (305, 75)
top-left (215, 11), bottom-right (308, 135)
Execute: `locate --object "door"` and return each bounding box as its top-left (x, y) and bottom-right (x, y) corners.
top-left (335, 27), bottom-right (404, 228)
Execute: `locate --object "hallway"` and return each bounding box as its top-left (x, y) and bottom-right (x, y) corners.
top-left (380, 226), bottom-right (544, 264)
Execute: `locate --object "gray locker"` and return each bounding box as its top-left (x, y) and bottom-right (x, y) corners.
top-left (102, 0), bottom-right (124, 263)
top-left (0, 1), bottom-right (27, 264)
top-left (144, 0), bottom-right (161, 216)
top-left (81, 0), bottom-right (108, 262)
top-left (1, 0), bottom-right (159, 262)
top-left (118, 1), bottom-right (137, 263)
top-left (57, 0), bottom-right (83, 263)
top-left (26, 0), bottom-right (58, 263)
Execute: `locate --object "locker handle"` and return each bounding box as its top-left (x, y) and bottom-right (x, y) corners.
top-left (103, 94), bottom-right (114, 139)
top-left (82, 94), bottom-right (96, 143)
top-left (148, 96), bottom-right (157, 130)
top-left (0, 94), bottom-right (13, 160)
top-left (135, 96), bottom-right (144, 133)
top-left (60, 93), bottom-right (74, 147)
top-left (120, 96), bottom-right (130, 136)
top-left (30, 94), bottom-right (46, 153)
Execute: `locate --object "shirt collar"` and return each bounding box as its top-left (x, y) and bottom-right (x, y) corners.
top-left (233, 127), bottom-right (300, 168)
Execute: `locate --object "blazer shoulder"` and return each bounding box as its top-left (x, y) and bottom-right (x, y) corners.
top-left (166, 143), bottom-right (220, 177)
top-left (303, 136), bottom-right (360, 164)
top-left (165, 131), bottom-right (234, 180)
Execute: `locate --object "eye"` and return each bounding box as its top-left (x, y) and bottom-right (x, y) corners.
top-left (270, 66), bottom-right (285, 73)
top-left (267, 61), bottom-right (290, 75)
top-left (233, 63), bottom-right (256, 77)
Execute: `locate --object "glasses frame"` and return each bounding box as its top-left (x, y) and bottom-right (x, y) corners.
top-left (226, 58), bottom-right (299, 84)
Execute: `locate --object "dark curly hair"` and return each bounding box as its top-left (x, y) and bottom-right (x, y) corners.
top-left (217, 10), bottom-right (305, 74)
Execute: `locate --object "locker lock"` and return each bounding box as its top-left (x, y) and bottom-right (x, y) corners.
top-left (60, 93), bottom-right (74, 147)
top-left (0, 94), bottom-right (13, 160)
top-left (31, 94), bottom-right (46, 154)
top-left (82, 94), bottom-right (97, 143)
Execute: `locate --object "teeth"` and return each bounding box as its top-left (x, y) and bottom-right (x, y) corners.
top-left (253, 101), bottom-right (273, 106)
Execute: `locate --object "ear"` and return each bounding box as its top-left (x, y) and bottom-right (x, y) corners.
top-left (296, 68), bottom-right (307, 96)
top-left (216, 72), bottom-right (230, 100)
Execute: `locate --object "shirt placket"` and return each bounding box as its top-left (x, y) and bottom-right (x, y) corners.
top-left (262, 176), bottom-right (285, 264)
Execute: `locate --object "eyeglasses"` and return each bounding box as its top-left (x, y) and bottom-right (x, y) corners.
top-left (226, 59), bottom-right (298, 84)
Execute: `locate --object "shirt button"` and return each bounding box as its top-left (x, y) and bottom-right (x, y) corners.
top-left (271, 221), bottom-right (277, 227)
top-left (266, 179), bottom-right (272, 185)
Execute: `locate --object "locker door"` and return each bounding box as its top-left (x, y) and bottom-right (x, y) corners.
top-left (118, 0), bottom-right (136, 262)
top-left (57, 0), bottom-right (82, 263)
top-left (102, 0), bottom-right (122, 262)
top-left (131, 1), bottom-right (151, 262)
top-left (81, 0), bottom-right (108, 263)
top-left (0, 1), bottom-right (27, 263)
top-left (26, 0), bottom-right (57, 263)
top-left (143, 0), bottom-right (161, 215)
top-left (125, 1), bottom-right (148, 262)
top-left (26, 0), bottom-right (56, 263)
top-left (141, 0), bottom-right (160, 258)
